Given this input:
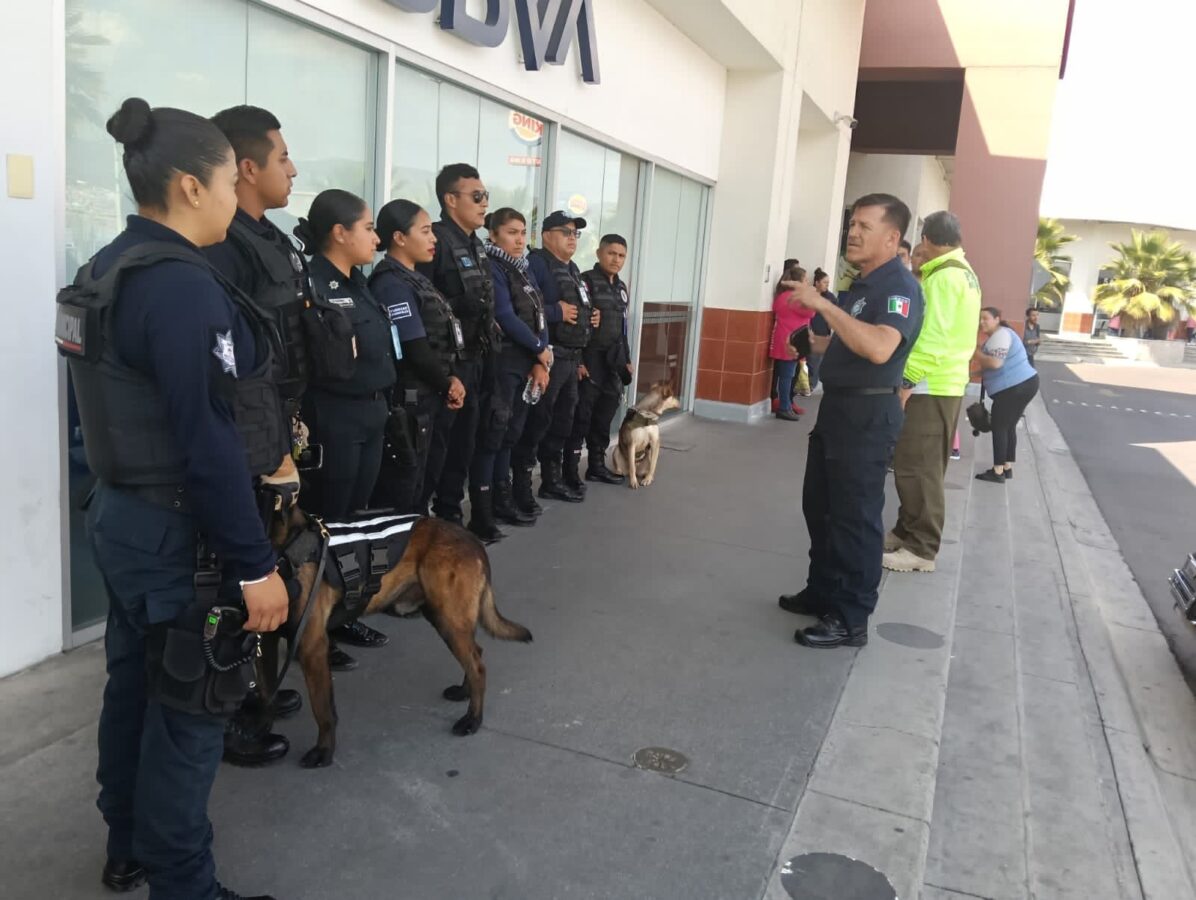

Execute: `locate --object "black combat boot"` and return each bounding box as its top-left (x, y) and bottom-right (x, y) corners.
top-left (467, 486), bottom-right (506, 544)
top-left (493, 479), bottom-right (536, 526)
top-left (562, 448), bottom-right (588, 496)
top-left (512, 465), bottom-right (543, 517)
top-left (101, 860), bottom-right (146, 892)
top-left (223, 717), bottom-right (290, 767)
top-left (539, 458), bottom-right (584, 503)
top-left (585, 452), bottom-right (624, 485)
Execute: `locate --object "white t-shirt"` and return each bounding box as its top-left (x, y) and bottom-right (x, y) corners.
top-left (982, 327), bottom-right (1013, 361)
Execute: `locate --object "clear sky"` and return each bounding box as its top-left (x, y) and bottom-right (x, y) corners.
top-left (1039, 0), bottom-right (1196, 231)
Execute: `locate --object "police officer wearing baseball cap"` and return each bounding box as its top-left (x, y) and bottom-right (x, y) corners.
top-left (778, 193), bottom-right (924, 649)
top-left (516, 210), bottom-right (597, 502)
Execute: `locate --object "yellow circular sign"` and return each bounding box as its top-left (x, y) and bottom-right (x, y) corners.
top-left (508, 110), bottom-right (544, 144)
top-left (567, 194), bottom-right (588, 216)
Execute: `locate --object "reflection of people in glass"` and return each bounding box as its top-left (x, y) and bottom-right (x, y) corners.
top-left (485, 208), bottom-right (552, 524)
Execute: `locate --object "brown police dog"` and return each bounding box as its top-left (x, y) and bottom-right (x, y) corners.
top-left (611, 380), bottom-right (681, 489)
top-left (259, 508), bottom-right (532, 768)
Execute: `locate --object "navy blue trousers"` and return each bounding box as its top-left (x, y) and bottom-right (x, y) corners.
top-left (802, 393), bottom-right (903, 628)
top-left (89, 485), bottom-right (225, 900)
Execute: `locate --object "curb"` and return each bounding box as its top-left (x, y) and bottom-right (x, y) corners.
top-left (1026, 397), bottom-right (1196, 897)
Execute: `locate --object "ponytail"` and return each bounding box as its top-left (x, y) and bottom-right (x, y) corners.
top-left (294, 189), bottom-right (367, 255)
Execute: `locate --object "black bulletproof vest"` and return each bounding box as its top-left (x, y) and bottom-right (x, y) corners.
top-left (533, 250), bottom-right (591, 349)
top-left (434, 222), bottom-right (494, 352)
top-left (583, 269), bottom-right (628, 350)
top-left (55, 242), bottom-right (289, 484)
top-left (370, 258), bottom-right (461, 389)
top-left (226, 217), bottom-right (309, 398)
top-left (492, 256), bottom-right (547, 340)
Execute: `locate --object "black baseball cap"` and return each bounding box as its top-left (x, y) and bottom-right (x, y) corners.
top-left (543, 210), bottom-right (586, 232)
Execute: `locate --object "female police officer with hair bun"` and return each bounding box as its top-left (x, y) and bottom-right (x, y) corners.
top-left (294, 189), bottom-right (392, 520)
top-left (58, 97), bottom-right (287, 900)
top-left (369, 198), bottom-right (467, 514)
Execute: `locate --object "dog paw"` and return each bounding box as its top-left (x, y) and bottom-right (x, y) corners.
top-left (442, 684), bottom-right (469, 702)
top-left (628, 481), bottom-right (640, 490)
top-left (300, 746), bottom-right (334, 768)
top-left (451, 713), bottom-right (482, 736)
top-left (641, 476), bottom-right (654, 487)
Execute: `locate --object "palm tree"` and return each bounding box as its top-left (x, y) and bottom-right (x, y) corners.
top-left (1034, 218), bottom-right (1078, 309)
top-left (1093, 230), bottom-right (1196, 338)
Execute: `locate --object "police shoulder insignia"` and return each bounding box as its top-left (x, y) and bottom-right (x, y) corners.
top-left (212, 330), bottom-right (238, 377)
top-left (887, 295), bottom-right (911, 318)
top-left (850, 298), bottom-right (867, 318)
top-left (389, 302), bottom-right (412, 320)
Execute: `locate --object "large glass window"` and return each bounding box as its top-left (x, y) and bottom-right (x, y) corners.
top-left (391, 63), bottom-right (545, 233)
top-left (637, 168), bottom-right (709, 405)
top-left (554, 130), bottom-right (640, 273)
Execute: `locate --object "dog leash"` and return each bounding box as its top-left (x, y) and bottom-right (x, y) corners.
top-left (262, 527), bottom-right (329, 707)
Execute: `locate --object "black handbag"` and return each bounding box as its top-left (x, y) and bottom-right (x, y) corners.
top-left (788, 325), bottom-right (811, 358)
top-left (966, 386), bottom-right (991, 435)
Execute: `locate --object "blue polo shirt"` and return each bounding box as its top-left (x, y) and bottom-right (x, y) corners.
top-left (819, 257), bottom-right (924, 389)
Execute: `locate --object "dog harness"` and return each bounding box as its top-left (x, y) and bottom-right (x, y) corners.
top-left (324, 513), bottom-right (421, 620)
top-left (622, 408), bottom-right (659, 430)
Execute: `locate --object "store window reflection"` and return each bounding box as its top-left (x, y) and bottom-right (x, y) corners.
top-left (554, 130), bottom-right (640, 276)
top-left (392, 63), bottom-right (545, 234)
top-left (638, 168), bottom-right (709, 406)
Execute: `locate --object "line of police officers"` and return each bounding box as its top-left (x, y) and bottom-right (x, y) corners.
top-left (60, 100), bottom-right (634, 898)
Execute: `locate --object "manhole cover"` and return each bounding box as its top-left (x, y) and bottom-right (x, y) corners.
top-left (781, 853), bottom-right (896, 900)
top-left (876, 622), bottom-right (945, 649)
top-left (632, 747), bottom-right (689, 774)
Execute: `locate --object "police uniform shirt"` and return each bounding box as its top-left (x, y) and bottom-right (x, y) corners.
top-left (307, 254), bottom-right (396, 396)
top-left (819, 256), bottom-right (924, 388)
top-left (204, 207), bottom-right (300, 296)
top-left (96, 215), bottom-right (276, 581)
top-left (369, 260), bottom-right (454, 397)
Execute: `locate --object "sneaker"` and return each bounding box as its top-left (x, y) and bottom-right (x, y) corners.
top-left (950, 449), bottom-right (961, 461)
top-left (883, 530), bottom-right (903, 553)
top-left (792, 405), bottom-right (806, 415)
top-left (775, 410), bottom-right (801, 422)
top-left (975, 469), bottom-right (1005, 484)
top-left (882, 547), bottom-right (936, 573)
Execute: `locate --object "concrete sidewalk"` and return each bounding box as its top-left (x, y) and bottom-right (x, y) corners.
top-left (1, 400), bottom-right (1193, 899)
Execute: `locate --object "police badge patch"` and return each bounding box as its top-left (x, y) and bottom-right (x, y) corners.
top-left (850, 298), bottom-right (867, 318)
top-left (212, 330), bottom-right (238, 377)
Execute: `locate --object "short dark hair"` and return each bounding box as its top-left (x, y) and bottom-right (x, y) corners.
top-left (784, 257), bottom-right (799, 269)
top-left (981, 306), bottom-right (1007, 326)
top-left (1026, 306), bottom-right (1038, 316)
top-left (106, 97), bottom-right (231, 210)
top-left (899, 239), bottom-right (912, 252)
top-left (435, 163), bottom-right (481, 211)
top-left (211, 105), bottom-right (281, 167)
top-left (376, 198), bottom-right (425, 252)
top-left (484, 208), bottom-right (526, 232)
top-left (922, 210), bottom-right (962, 247)
top-left (852, 193), bottom-right (912, 239)
top-left (600, 234), bottom-right (627, 248)
top-left (294, 189), bottom-right (368, 255)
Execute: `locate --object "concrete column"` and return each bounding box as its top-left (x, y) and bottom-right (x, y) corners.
top-left (786, 106), bottom-right (850, 276)
top-left (950, 66), bottom-right (1059, 320)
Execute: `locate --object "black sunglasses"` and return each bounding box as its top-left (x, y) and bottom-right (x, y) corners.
top-left (452, 190), bottom-right (490, 204)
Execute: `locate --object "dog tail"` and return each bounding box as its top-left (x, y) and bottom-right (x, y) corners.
top-left (478, 583), bottom-right (533, 643)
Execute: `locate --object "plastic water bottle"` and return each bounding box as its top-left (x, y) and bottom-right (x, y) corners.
top-left (523, 376), bottom-right (543, 405)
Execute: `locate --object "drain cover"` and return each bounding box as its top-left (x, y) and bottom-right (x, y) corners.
top-left (781, 853), bottom-right (896, 900)
top-left (876, 622), bottom-right (945, 649)
top-left (632, 747), bottom-right (689, 774)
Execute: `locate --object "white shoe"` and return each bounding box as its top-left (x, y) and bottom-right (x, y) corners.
top-left (883, 530), bottom-right (903, 553)
top-left (882, 547), bottom-right (936, 573)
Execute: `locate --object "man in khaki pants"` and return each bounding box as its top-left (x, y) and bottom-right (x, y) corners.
top-left (884, 211), bottom-right (982, 572)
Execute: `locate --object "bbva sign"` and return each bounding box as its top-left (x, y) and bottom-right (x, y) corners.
top-left (384, 0), bottom-right (600, 84)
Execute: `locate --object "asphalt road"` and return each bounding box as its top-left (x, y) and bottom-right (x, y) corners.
top-left (1037, 359), bottom-right (1196, 687)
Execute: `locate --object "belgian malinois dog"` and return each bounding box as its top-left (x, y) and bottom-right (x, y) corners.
top-left (259, 507), bottom-right (532, 768)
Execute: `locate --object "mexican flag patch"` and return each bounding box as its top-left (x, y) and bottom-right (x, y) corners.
top-left (887, 295), bottom-right (911, 317)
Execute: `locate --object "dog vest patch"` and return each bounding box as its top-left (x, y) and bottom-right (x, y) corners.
top-left (324, 513), bottom-right (421, 621)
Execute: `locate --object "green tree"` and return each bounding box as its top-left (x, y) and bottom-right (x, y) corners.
top-left (1093, 230), bottom-right (1196, 338)
top-left (1033, 217), bottom-right (1078, 309)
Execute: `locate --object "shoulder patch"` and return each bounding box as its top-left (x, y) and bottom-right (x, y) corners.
top-left (212, 330), bottom-right (238, 377)
top-left (887, 295), bottom-right (911, 318)
top-left (850, 298), bottom-right (867, 318)
top-left (388, 302), bottom-right (412, 320)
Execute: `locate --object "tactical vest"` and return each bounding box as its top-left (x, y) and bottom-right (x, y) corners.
top-left (226, 217), bottom-right (309, 398)
top-left (534, 250), bottom-right (591, 349)
top-left (435, 222), bottom-right (494, 353)
top-left (492, 256), bottom-right (547, 340)
top-left (583, 270), bottom-right (628, 350)
top-left (55, 242), bottom-right (289, 484)
top-left (371, 257), bottom-right (462, 388)
top-left (323, 512), bottom-right (419, 629)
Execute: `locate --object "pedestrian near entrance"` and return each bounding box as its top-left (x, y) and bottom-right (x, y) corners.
top-left (974, 307), bottom-right (1039, 482)
top-left (485, 207), bottom-right (552, 524)
top-left (884, 211), bottom-right (982, 574)
top-left (778, 193), bottom-right (924, 649)
top-left (572, 234), bottom-right (634, 484)
top-left (369, 199), bottom-right (466, 514)
top-left (805, 268), bottom-right (836, 392)
top-left (516, 210), bottom-right (596, 503)
top-left (67, 97), bottom-right (289, 900)
top-left (1024, 307), bottom-right (1042, 368)
top-left (770, 266), bottom-right (812, 421)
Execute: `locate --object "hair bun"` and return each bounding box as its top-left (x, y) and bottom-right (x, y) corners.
top-left (106, 97), bottom-right (154, 148)
top-left (292, 217), bottom-right (315, 255)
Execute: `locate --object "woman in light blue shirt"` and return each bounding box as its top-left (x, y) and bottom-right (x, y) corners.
top-left (973, 307), bottom-right (1039, 483)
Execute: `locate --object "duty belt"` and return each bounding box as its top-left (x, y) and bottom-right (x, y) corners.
top-left (119, 482), bottom-right (191, 513)
top-left (551, 346), bottom-right (582, 360)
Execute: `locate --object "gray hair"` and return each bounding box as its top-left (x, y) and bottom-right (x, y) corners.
top-left (922, 210), bottom-right (962, 247)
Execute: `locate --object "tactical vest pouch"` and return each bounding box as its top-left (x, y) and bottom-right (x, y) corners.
top-left (302, 302), bottom-right (358, 382)
top-left (233, 375), bottom-right (290, 477)
top-left (147, 607), bottom-right (258, 718)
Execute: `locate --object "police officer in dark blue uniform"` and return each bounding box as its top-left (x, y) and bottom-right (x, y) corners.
top-left (369, 199), bottom-right (467, 513)
top-left (517, 210), bottom-right (597, 502)
top-left (570, 233), bottom-right (634, 485)
top-left (484, 208), bottom-right (552, 524)
top-left (416, 164), bottom-right (507, 542)
top-left (57, 98), bottom-right (287, 900)
top-left (778, 193), bottom-right (924, 648)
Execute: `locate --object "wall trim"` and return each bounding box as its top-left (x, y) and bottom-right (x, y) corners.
top-left (692, 398), bottom-right (770, 424)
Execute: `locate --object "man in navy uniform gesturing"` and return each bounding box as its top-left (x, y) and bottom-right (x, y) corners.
top-left (779, 193), bottom-right (924, 649)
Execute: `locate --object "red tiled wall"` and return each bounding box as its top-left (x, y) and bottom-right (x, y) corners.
top-left (696, 308), bottom-right (776, 406)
